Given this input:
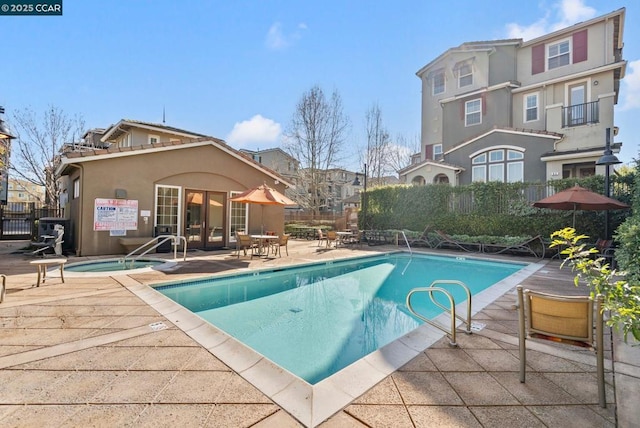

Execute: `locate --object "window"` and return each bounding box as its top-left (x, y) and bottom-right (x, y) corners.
top-left (433, 144), bottom-right (443, 160)
top-left (548, 39), bottom-right (570, 70)
top-left (119, 134), bottom-right (131, 148)
top-left (229, 191), bottom-right (248, 240)
top-left (471, 149), bottom-right (524, 183)
top-left (432, 71), bottom-right (445, 95)
top-left (465, 99), bottom-right (482, 126)
top-left (472, 165), bottom-right (486, 182)
top-left (458, 63), bottom-right (473, 87)
top-left (73, 178), bottom-right (80, 199)
top-left (524, 93), bottom-right (539, 122)
top-left (148, 134), bottom-right (160, 145)
top-left (155, 185), bottom-right (179, 234)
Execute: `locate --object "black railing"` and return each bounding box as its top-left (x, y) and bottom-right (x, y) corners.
top-left (562, 101), bottom-right (599, 127)
top-left (0, 202), bottom-right (61, 240)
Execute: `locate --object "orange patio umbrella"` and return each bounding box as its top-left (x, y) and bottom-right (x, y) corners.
top-left (229, 183), bottom-right (296, 234)
top-left (533, 185), bottom-right (629, 227)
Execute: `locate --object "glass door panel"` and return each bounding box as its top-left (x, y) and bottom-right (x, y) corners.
top-left (207, 193), bottom-right (225, 248)
top-left (185, 190), bottom-right (204, 247)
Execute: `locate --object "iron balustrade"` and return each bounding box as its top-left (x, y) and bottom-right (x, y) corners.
top-left (562, 101), bottom-right (599, 127)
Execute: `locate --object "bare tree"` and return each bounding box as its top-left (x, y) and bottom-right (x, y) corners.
top-left (363, 103), bottom-right (392, 185)
top-left (386, 133), bottom-right (420, 174)
top-left (284, 86), bottom-right (349, 215)
top-left (10, 106), bottom-right (85, 207)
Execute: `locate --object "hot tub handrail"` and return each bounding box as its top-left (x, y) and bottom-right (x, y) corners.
top-left (124, 235), bottom-right (187, 263)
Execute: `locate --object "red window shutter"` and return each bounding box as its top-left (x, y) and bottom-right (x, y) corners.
top-left (532, 44), bottom-right (545, 74)
top-left (482, 94), bottom-right (487, 115)
top-left (425, 145), bottom-right (433, 160)
top-left (573, 29), bottom-right (588, 63)
top-left (460, 101), bottom-right (465, 120)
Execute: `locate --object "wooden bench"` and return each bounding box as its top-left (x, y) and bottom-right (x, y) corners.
top-left (29, 258), bottom-right (67, 287)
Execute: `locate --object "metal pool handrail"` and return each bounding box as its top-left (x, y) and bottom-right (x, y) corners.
top-left (124, 235), bottom-right (188, 265)
top-left (0, 274), bottom-right (6, 303)
top-left (400, 230), bottom-right (413, 256)
top-left (406, 280), bottom-right (472, 347)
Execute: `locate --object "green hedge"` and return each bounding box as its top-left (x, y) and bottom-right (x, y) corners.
top-left (359, 176), bottom-right (634, 240)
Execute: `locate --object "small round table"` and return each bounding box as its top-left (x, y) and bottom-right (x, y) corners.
top-left (29, 258), bottom-right (67, 287)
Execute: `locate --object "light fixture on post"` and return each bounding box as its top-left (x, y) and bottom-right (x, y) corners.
top-left (595, 127), bottom-right (622, 240)
top-left (352, 163), bottom-right (368, 231)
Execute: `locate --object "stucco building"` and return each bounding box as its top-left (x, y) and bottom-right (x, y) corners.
top-left (401, 8), bottom-right (626, 186)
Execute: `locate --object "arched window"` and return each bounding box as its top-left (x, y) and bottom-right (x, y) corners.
top-left (411, 176), bottom-right (426, 186)
top-left (471, 149), bottom-right (524, 183)
top-left (433, 174), bottom-right (449, 184)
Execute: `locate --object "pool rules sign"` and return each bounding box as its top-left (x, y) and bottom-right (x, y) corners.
top-left (94, 198), bottom-right (138, 231)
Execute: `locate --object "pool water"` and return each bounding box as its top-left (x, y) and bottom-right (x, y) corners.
top-left (156, 253), bottom-right (525, 384)
top-left (65, 258), bottom-right (166, 272)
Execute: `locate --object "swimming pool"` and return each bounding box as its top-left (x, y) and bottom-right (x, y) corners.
top-left (156, 252), bottom-right (525, 384)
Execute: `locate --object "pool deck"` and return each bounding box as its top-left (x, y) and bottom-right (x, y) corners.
top-left (0, 238), bottom-right (638, 427)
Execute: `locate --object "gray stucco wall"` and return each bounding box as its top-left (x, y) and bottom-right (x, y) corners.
top-left (444, 132), bottom-right (556, 185)
top-left (442, 87), bottom-right (513, 149)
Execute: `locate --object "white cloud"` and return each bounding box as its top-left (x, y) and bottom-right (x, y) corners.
top-left (620, 59), bottom-right (640, 111)
top-left (226, 114), bottom-right (282, 147)
top-left (506, 0), bottom-right (597, 41)
top-left (265, 21), bottom-right (307, 50)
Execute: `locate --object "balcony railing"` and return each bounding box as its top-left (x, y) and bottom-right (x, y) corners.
top-left (562, 100), bottom-right (599, 128)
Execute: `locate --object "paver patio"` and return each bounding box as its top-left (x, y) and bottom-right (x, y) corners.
top-left (0, 238), bottom-right (630, 427)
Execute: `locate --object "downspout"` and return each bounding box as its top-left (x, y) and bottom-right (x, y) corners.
top-left (69, 163), bottom-right (84, 256)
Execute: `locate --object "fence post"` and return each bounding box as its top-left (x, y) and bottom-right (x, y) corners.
top-left (29, 202), bottom-right (37, 240)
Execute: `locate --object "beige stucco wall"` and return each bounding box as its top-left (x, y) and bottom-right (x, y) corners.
top-left (66, 143), bottom-right (286, 256)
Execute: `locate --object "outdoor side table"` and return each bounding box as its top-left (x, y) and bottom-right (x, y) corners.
top-left (30, 258), bottom-right (67, 287)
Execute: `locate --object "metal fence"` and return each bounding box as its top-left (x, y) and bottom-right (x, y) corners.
top-left (0, 202), bottom-right (61, 240)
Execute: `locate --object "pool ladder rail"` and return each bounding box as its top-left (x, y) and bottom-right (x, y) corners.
top-left (123, 234), bottom-right (188, 266)
top-left (406, 280), bottom-right (472, 347)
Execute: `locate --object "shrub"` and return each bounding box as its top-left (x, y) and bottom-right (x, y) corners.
top-left (551, 227), bottom-right (640, 344)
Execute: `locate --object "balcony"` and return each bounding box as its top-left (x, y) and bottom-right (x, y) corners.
top-left (562, 101), bottom-right (599, 128)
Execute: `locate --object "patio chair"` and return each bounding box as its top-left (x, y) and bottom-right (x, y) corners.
top-left (588, 239), bottom-right (616, 268)
top-left (271, 234), bottom-right (290, 257)
top-left (347, 227), bottom-right (362, 247)
top-left (432, 230), bottom-right (482, 252)
top-left (317, 229), bottom-right (326, 247)
top-left (31, 224), bottom-right (64, 256)
top-left (235, 232), bottom-right (257, 258)
top-left (325, 231), bottom-right (338, 248)
top-left (407, 225), bottom-right (434, 247)
top-left (482, 235), bottom-right (545, 258)
top-left (516, 285), bottom-right (606, 408)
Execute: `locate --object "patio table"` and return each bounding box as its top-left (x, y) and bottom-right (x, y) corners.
top-left (251, 235), bottom-right (276, 256)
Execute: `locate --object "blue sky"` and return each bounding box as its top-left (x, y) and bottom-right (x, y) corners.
top-left (2, 0), bottom-right (639, 169)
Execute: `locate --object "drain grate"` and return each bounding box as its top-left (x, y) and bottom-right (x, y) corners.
top-left (149, 322), bottom-right (168, 331)
top-left (470, 321), bottom-right (486, 332)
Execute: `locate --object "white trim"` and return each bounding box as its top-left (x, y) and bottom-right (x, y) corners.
top-left (546, 37), bottom-right (572, 71)
top-left (57, 140), bottom-right (295, 189)
top-left (512, 62), bottom-right (626, 94)
top-left (564, 78), bottom-right (591, 105)
top-left (447, 129), bottom-right (556, 156)
top-left (101, 120), bottom-right (205, 142)
top-left (540, 150), bottom-right (604, 162)
top-left (465, 99), bottom-right (482, 127)
top-left (521, 8), bottom-right (624, 48)
top-left (154, 184), bottom-right (182, 238)
top-left (439, 81), bottom-right (519, 105)
top-left (148, 134), bottom-right (160, 145)
top-left (400, 160), bottom-right (462, 176)
top-left (523, 92), bottom-right (539, 123)
top-left (432, 70), bottom-right (445, 95)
